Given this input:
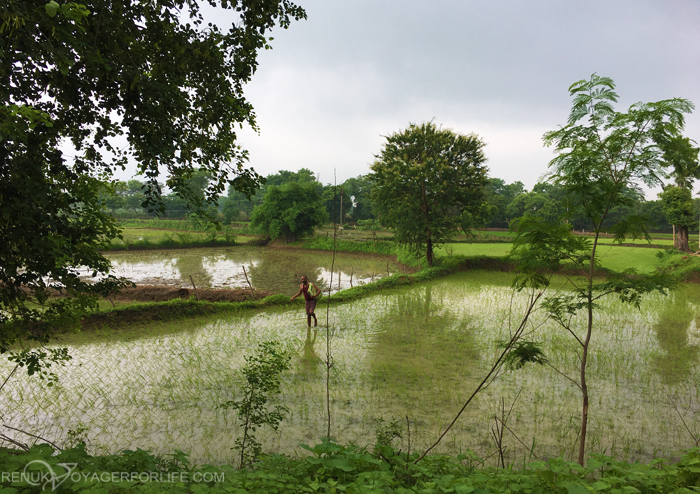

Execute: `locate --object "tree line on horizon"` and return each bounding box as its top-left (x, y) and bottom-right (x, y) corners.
top-left (101, 167), bottom-right (700, 236)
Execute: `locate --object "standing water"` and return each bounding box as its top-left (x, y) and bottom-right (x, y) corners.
top-left (101, 246), bottom-right (399, 294)
top-left (2, 271), bottom-right (699, 465)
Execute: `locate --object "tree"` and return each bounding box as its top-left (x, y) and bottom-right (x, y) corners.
top-left (222, 199), bottom-right (240, 224)
top-left (637, 199), bottom-right (672, 232)
top-left (505, 182), bottom-right (568, 226)
top-left (218, 341), bottom-right (291, 468)
top-left (660, 186), bottom-right (696, 251)
top-left (658, 136), bottom-right (700, 251)
top-left (483, 178), bottom-right (525, 228)
top-left (227, 168), bottom-right (319, 217)
top-left (370, 122), bottom-right (488, 267)
top-left (511, 74), bottom-right (692, 465)
top-left (342, 175), bottom-right (376, 222)
top-left (250, 182), bottom-right (328, 242)
top-left (357, 219), bottom-right (381, 246)
top-left (1, 0), bottom-right (306, 372)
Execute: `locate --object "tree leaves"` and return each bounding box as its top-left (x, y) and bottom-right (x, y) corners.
top-left (370, 122), bottom-right (488, 266)
top-left (250, 181), bottom-right (328, 242)
top-left (1, 0), bottom-right (306, 375)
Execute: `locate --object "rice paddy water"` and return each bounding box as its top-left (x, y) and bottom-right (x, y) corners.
top-left (3, 269), bottom-right (700, 466)
top-left (99, 246), bottom-right (399, 293)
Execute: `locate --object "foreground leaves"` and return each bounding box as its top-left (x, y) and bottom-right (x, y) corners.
top-left (2, 442), bottom-right (700, 493)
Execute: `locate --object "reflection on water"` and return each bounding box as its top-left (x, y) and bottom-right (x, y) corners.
top-left (652, 288), bottom-right (700, 385)
top-left (367, 286), bottom-right (479, 414)
top-left (3, 271), bottom-right (700, 465)
top-left (102, 247), bottom-right (398, 294)
top-left (298, 328), bottom-right (322, 379)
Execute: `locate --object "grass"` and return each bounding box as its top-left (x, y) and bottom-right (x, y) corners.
top-left (656, 249), bottom-right (700, 282)
top-left (294, 236), bottom-right (396, 256)
top-left (106, 228), bottom-right (263, 251)
top-left (437, 242), bottom-right (665, 273)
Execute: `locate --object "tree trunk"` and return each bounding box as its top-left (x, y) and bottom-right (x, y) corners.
top-left (426, 237), bottom-right (433, 267)
top-left (578, 230), bottom-right (599, 466)
top-left (675, 225), bottom-right (691, 253)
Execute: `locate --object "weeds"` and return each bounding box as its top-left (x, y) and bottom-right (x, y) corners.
top-left (219, 341), bottom-right (291, 468)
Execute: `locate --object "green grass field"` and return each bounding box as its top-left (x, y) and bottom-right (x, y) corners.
top-left (436, 242), bottom-right (664, 273)
top-left (113, 228), bottom-right (259, 246)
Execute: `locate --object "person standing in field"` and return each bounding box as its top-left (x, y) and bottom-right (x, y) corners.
top-left (290, 275), bottom-right (321, 327)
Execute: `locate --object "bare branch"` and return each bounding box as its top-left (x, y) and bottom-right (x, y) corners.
top-left (2, 425), bottom-right (62, 450)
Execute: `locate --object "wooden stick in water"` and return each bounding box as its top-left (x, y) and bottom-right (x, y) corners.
top-left (189, 275), bottom-right (199, 300)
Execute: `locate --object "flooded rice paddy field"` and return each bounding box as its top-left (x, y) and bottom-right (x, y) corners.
top-left (3, 271), bottom-right (700, 465)
top-left (101, 246), bottom-right (399, 294)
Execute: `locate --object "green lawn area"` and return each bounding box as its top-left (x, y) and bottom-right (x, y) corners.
top-left (437, 242), bottom-right (664, 273)
top-left (115, 228), bottom-right (259, 245)
top-left (594, 236), bottom-right (673, 246)
top-left (117, 228), bottom-right (211, 243)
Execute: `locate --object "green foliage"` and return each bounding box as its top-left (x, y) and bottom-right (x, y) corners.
top-left (656, 249), bottom-right (700, 281)
top-left (222, 199), bottom-right (240, 224)
top-left (227, 167), bottom-right (320, 215)
top-left (219, 341), bottom-right (291, 468)
top-left (506, 183), bottom-right (569, 226)
top-left (3, 443), bottom-right (700, 493)
top-left (659, 135), bottom-right (700, 189)
top-left (371, 121), bottom-right (489, 267)
top-left (483, 178), bottom-right (527, 228)
top-left (300, 236), bottom-right (396, 256)
top-left (1, 0), bottom-right (306, 375)
top-left (374, 417), bottom-right (403, 449)
top-left (250, 181), bottom-right (328, 242)
top-left (341, 175), bottom-right (376, 222)
top-left (106, 232), bottom-right (239, 251)
top-left (513, 74), bottom-right (692, 465)
top-left (357, 218), bottom-right (381, 245)
top-left (499, 341), bottom-right (548, 370)
top-left (661, 186), bottom-right (696, 228)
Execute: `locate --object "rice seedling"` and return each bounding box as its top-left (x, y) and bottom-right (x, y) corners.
top-left (2, 271), bottom-right (699, 466)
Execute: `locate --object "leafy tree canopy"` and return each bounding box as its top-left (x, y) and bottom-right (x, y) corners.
top-left (0, 0), bottom-right (306, 369)
top-left (227, 168), bottom-right (318, 215)
top-left (483, 178), bottom-right (525, 228)
top-left (370, 122), bottom-right (488, 266)
top-left (250, 181), bottom-right (328, 242)
top-left (338, 175), bottom-right (375, 223)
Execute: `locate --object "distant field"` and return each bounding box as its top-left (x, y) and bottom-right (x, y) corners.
top-left (436, 242), bottom-right (664, 273)
top-left (594, 237), bottom-right (674, 246)
top-left (118, 228), bottom-right (209, 242)
top-left (114, 228), bottom-right (258, 245)
top-left (114, 223), bottom-right (669, 273)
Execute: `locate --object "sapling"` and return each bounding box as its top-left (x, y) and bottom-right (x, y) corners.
top-left (512, 74), bottom-right (690, 465)
top-left (219, 341), bottom-right (291, 468)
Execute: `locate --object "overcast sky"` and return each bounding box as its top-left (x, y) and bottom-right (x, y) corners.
top-left (124, 1), bottom-right (700, 198)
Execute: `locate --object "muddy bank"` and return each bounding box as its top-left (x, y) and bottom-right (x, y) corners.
top-left (109, 285), bottom-right (271, 303)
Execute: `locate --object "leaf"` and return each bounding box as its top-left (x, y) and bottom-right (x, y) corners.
top-left (45, 1), bottom-right (60, 17)
top-left (500, 341), bottom-right (548, 370)
top-left (330, 458), bottom-right (356, 472)
top-left (561, 482), bottom-right (589, 494)
top-left (454, 485), bottom-right (475, 494)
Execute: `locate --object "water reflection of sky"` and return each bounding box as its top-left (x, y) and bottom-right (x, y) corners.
top-left (98, 247), bottom-right (397, 295)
